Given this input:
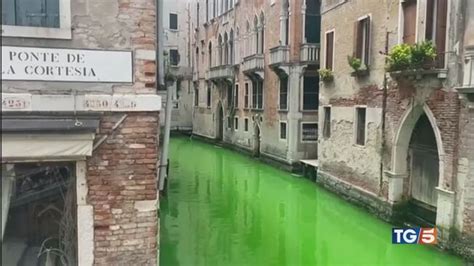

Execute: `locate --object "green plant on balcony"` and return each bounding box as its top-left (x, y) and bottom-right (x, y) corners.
top-left (387, 41), bottom-right (437, 72)
top-left (387, 43), bottom-right (412, 72)
top-left (411, 41), bottom-right (437, 70)
top-left (319, 68), bottom-right (334, 82)
top-left (347, 56), bottom-right (369, 77)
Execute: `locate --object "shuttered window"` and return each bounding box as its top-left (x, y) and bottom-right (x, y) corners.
top-left (356, 107), bottom-right (366, 146)
top-left (234, 84), bottom-right (239, 108)
top-left (170, 13), bottom-right (178, 30)
top-left (425, 0), bottom-right (447, 68)
top-left (280, 122), bottom-right (287, 140)
top-left (279, 76), bottom-right (288, 110)
top-left (305, 0), bottom-right (321, 44)
top-left (206, 85), bottom-right (211, 107)
top-left (303, 76), bottom-right (319, 110)
top-left (252, 80), bottom-right (263, 109)
top-left (169, 49), bottom-right (180, 66)
top-left (2, 0), bottom-right (60, 28)
top-left (325, 31), bottom-right (334, 70)
top-left (323, 106), bottom-right (331, 139)
top-left (402, 0), bottom-right (417, 44)
top-left (244, 83), bottom-right (249, 108)
top-left (354, 16), bottom-right (371, 67)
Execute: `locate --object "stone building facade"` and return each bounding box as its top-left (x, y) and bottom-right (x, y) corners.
top-left (1, 0), bottom-right (160, 265)
top-left (318, 0), bottom-right (473, 259)
top-left (161, 0), bottom-right (194, 131)
top-left (190, 0), bottom-right (321, 168)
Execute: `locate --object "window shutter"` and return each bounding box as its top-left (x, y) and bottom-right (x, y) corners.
top-left (45, 0), bottom-right (60, 27)
top-left (425, 0), bottom-right (435, 40)
top-left (435, 0), bottom-right (448, 68)
top-left (353, 21), bottom-right (359, 57)
top-left (2, 0), bottom-right (16, 25)
top-left (402, 0), bottom-right (417, 44)
top-left (364, 17), bottom-right (371, 66)
top-left (326, 31), bottom-right (334, 70)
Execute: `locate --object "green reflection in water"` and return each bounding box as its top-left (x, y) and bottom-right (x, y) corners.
top-left (160, 137), bottom-right (462, 266)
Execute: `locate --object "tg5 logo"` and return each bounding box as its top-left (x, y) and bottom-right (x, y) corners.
top-left (392, 228), bottom-right (438, 244)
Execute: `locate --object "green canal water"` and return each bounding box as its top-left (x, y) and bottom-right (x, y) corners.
top-left (160, 137), bottom-right (463, 266)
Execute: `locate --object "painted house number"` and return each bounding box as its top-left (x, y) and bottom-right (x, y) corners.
top-left (2, 96), bottom-right (30, 110)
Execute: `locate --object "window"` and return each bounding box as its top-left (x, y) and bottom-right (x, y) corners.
top-left (194, 87), bottom-right (199, 106)
top-left (234, 117), bottom-right (239, 131)
top-left (227, 84), bottom-right (233, 108)
top-left (244, 83), bottom-right (250, 108)
top-left (355, 107), bottom-right (366, 145)
top-left (325, 31), bottom-right (335, 70)
top-left (323, 106), bottom-right (331, 138)
top-left (279, 76), bottom-right (288, 110)
top-left (305, 0), bottom-right (321, 43)
top-left (425, 0), bottom-right (447, 67)
top-left (2, 0), bottom-right (59, 28)
top-left (234, 84), bottom-right (239, 108)
top-left (244, 118), bottom-right (249, 132)
top-left (206, 85), bottom-right (211, 107)
top-left (206, 0), bottom-right (209, 22)
top-left (252, 80), bottom-right (263, 109)
top-left (302, 123), bottom-right (318, 142)
top-left (280, 122), bottom-right (287, 140)
top-left (227, 116), bottom-right (232, 129)
top-left (169, 49), bottom-right (180, 66)
top-left (402, 0), bottom-right (417, 44)
top-left (1, 0), bottom-right (71, 39)
top-left (170, 13), bottom-right (178, 30)
top-left (213, 0), bottom-right (217, 18)
top-left (354, 16), bottom-right (371, 67)
top-left (303, 76), bottom-right (319, 110)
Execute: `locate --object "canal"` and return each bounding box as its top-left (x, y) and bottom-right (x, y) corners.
top-left (159, 137), bottom-right (462, 266)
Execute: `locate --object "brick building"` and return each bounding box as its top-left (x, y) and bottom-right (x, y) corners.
top-left (1, 0), bottom-right (160, 265)
top-left (318, 0), bottom-right (473, 258)
top-left (190, 0), bottom-right (321, 168)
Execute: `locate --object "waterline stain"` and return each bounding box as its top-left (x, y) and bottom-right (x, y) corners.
top-left (160, 137), bottom-right (462, 266)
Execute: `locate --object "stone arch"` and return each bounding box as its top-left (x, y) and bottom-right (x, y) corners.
top-left (391, 104), bottom-right (445, 189)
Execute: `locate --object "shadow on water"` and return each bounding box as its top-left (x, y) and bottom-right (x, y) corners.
top-left (160, 137), bottom-right (463, 266)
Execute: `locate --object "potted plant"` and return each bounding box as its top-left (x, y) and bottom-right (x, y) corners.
top-left (411, 41), bottom-right (437, 70)
top-left (347, 56), bottom-right (369, 77)
top-left (319, 68), bottom-right (334, 83)
top-left (387, 43), bottom-right (412, 72)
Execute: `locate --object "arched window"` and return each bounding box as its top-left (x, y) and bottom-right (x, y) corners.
top-left (195, 47), bottom-right (199, 68)
top-left (218, 34), bottom-right (223, 65)
top-left (281, 0), bottom-right (290, 45)
top-left (259, 12), bottom-right (265, 54)
top-left (246, 21), bottom-right (251, 57)
top-left (208, 41), bottom-right (213, 67)
top-left (254, 16), bottom-right (259, 54)
top-left (230, 29), bottom-right (234, 65)
top-left (224, 32), bottom-right (229, 65)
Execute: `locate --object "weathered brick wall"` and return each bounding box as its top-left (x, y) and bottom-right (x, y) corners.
top-left (458, 106), bottom-right (474, 235)
top-left (87, 112), bottom-right (159, 265)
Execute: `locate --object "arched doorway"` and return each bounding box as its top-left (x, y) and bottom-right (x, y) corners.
top-left (391, 105), bottom-right (444, 225)
top-left (409, 114), bottom-right (439, 210)
top-left (216, 103), bottom-right (224, 141)
top-left (254, 124), bottom-right (261, 157)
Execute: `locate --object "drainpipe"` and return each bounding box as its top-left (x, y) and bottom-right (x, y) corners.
top-left (380, 31), bottom-right (390, 195)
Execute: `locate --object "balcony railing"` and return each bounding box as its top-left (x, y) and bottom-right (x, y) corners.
top-left (208, 65), bottom-right (234, 81)
top-left (300, 43), bottom-right (320, 64)
top-left (270, 46), bottom-right (290, 66)
top-left (242, 54), bottom-right (264, 73)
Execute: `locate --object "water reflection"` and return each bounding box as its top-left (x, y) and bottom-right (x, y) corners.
top-left (160, 137), bottom-right (462, 266)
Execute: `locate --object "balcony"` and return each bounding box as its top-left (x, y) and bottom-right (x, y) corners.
top-left (270, 46), bottom-right (290, 75)
top-left (300, 43), bottom-right (320, 64)
top-left (208, 65), bottom-right (234, 83)
top-left (242, 54), bottom-right (264, 79)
